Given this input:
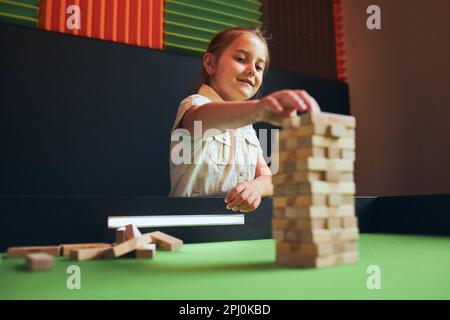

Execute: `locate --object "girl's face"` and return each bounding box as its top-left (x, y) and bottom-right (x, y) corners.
top-left (207, 33), bottom-right (267, 101)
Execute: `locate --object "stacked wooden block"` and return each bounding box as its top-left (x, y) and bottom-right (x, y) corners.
top-left (273, 112), bottom-right (358, 268)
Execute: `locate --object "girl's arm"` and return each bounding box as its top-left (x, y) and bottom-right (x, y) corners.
top-left (181, 89), bottom-right (319, 136)
top-left (182, 99), bottom-right (261, 136)
top-left (251, 153), bottom-right (274, 197)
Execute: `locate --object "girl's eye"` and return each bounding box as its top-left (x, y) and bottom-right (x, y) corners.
top-left (256, 65), bottom-right (263, 71)
top-left (236, 57), bottom-right (246, 63)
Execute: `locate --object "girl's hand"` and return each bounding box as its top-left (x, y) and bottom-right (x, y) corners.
top-left (224, 181), bottom-right (262, 213)
top-left (255, 89), bottom-right (321, 126)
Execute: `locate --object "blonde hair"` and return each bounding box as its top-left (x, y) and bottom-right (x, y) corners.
top-left (197, 27), bottom-right (270, 94)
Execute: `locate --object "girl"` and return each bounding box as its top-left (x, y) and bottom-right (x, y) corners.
top-left (169, 27), bottom-right (321, 213)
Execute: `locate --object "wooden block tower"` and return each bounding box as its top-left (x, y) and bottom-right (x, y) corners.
top-left (272, 112), bottom-right (358, 268)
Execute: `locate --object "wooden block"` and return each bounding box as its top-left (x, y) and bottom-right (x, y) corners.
top-left (61, 243), bottom-right (111, 256)
top-left (326, 147), bottom-right (341, 159)
top-left (103, 233), bottom-right (152, 258)
top-left (296, 157), bottom-right (354, 172)
top-left (272, 195), bottom-right (327, 209)
top-left (327, 194), bottom-right (343, 206)
top-left (324, 171), bottom-right (354, 183)
top-left (276, 250), bottom-right (358, 268)
top-left (281, 116), bottom-right (301, 129)
top-left (8, 246), bottom-right (61, 258)
top-left (341, 216), bottom-right (358, 228)
top-left (285, 229), bottom-right (332, 243)
top-left (286, 206), bottom-right (329, 219)
top-left (334, 240), bottom-right (358, 254)
top-left (328, 124), bottom-right (354, 138)
top-left (70, 247), bottom-right (111, 261)
top-left (325, 217), bottom-right (342, 230)
top-left (341, 149), bottom-right (356, 160)
top-left (272, 230), bottom-right (285, 241)
top-left (325, 171), bottom-right (342, 182)
top-left (276, 251), bottom-right (337, 268)
top-left (273, 171), bottom-right (322, 185)
top-left (294, 194), bottom-right (327, 207)
top-left (125, 224), bottom-right (142, 240)
top-left (136, 244), bottom-right (156, 259)
top-left (330, 228), bottom-right (359, 241)
top-left (116, 227), bottom-right (126, 244)
top-left (26, 253), bottom-right (54, 271)
top-left (328, 205), bottom-right (355, 217)
top-left (272, 207), bottom-right (286, 218)
top-left (149, 231), bottom-right (183, 251)
top-left (273, 197), bottom-right (288, 208)
top-left (298, 181), bottom-right (356, 194)
top-left (278, 159), bottom-right (354, 177)
top-left (276, 241), bottom-right (334, 256)
top-left (328, 195), bottom-right (354, 206)
top-left (279, 123), bottom-right (328, 140)
top-left (298, 136), bottom-right (355, 150)
top-left (278, 148), bottom-right (326, 162)
top-left (300, 112), bottom-right (356, 128)
top-left (272, 218), bottom-right (327, 231)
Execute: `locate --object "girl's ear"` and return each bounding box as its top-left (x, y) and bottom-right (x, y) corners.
top-left (203, 53), bottom-right (216, 76)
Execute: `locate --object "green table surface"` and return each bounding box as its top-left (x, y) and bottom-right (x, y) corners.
top-left (1, 234), bottom-right (449, 300)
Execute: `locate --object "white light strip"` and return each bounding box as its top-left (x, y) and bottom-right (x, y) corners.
top-left (108, 214), bottom-right (245, 228)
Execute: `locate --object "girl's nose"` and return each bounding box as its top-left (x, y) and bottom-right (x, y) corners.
top-left (246, 65), bottom-right (256, 76)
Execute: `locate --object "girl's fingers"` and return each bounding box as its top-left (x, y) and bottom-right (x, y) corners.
top-left (241, 198), bottom-right (261, 213)
top-left (237, 196), bottom-right (256, 211)
top-left (227, 190), bottom-right (250, 211)
top-left (273, 90), bottom-right (306, 112)
top-left (265, 96), bottom-right (284, 114)
top-left (224, 183), bottom-right (245, 204)
top-left (295, 90), bottom-right (321, 113)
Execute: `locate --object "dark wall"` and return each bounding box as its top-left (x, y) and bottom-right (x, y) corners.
top-left (263, 0), bottom-right (338, 80)
top-left (0, 23), bottom-right (349, 197)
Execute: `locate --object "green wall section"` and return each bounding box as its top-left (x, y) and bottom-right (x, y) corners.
top-left (0, 0), bottom-right (39, 28)
top-left (164, 0), bottom-right (263, 55)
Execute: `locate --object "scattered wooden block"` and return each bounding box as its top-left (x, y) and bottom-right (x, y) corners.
top-left (103, 233), bottom-right (152, 259)
top-left (8, 246), bottom-right (61, 258)
top-left (125, 224), bottom-right (142, 240)
top-left (136, 244), bottom-right (156, 259)
top-left (149, 231), bottom-right (183, 251)
top-left (116, 227), bottom-right (126, 244)
top-left (70, 247), bottom-right (111, 261)
top-left (26, 253), bottom-right (54, 270)
top-left (61, 243), bottom-right (111, 256)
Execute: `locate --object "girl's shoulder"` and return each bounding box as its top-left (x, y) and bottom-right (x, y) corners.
top-left (179, 93), bottom-right (211, 109)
